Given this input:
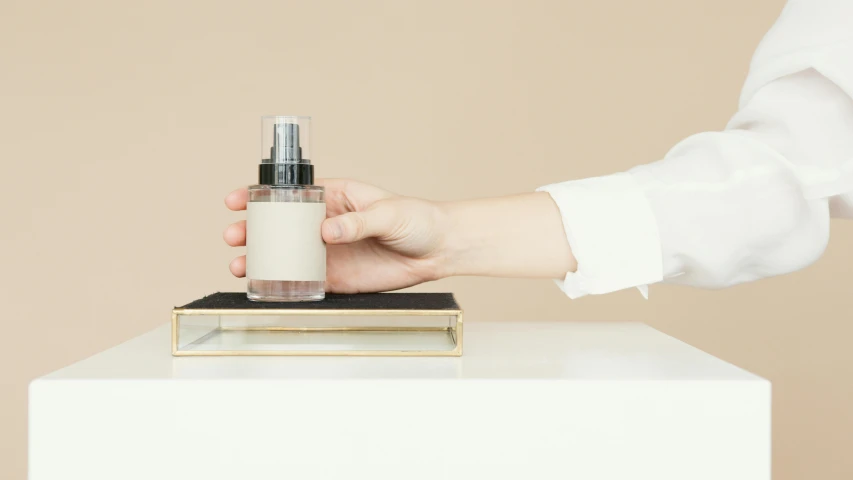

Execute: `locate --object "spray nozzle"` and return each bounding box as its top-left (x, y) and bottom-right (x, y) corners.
top-left (271, 122), bottom-right (302, 163)
top-left (262, 116), bottom-right (311, 165)
top-left (259, 115), bottom-right (314, 185)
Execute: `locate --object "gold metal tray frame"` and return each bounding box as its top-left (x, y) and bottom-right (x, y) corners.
top-left (171, 308), bottom-right (463, 357)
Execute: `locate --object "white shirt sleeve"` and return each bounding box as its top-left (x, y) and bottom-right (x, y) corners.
top-left (539, 0), bottom-right (853, 298)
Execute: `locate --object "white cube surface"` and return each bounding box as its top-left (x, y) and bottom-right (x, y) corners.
top-left (30, 322), bottom-right (770, 480)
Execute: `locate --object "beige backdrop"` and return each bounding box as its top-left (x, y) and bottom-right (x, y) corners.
top-left (2, 0), bottom-right (851, 478)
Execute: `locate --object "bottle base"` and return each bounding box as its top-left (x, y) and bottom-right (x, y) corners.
top-left (247, 279), bottom-right (325, 302)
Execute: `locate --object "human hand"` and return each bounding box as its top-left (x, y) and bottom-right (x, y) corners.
top-left (224, 179), bottom-right (450, 293)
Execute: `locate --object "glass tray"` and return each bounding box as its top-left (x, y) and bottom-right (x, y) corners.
top-left (171, 292), bottom-right (463, 357)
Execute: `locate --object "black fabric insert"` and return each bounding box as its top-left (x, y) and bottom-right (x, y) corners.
top-left (177, 292), bottom-right (460, 311)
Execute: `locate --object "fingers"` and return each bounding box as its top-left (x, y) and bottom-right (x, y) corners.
top-left (225, 189), bottom-right (247, 276)
top-left (226, 181), bottom-right (396, 277)
top-left (229, 255), bottom-right (246, 277)
top-left (223, 220), bottom-right (246, 247)
top-left (225, 188), bottom-right (249, 211)
top-left (322, 202), bottom-right (398, 244)
top-left (318, 178), bottom-right (395, 215)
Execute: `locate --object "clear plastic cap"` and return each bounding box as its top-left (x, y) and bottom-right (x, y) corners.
top-left (261, 116), bottom-right (311, 164)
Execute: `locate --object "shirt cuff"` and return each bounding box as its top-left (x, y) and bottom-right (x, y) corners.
top-left (537, 172), bottom-right (663, 299)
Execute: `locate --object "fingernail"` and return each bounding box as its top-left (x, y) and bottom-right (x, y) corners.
top-left (330, 221), bottom-right (343, 240)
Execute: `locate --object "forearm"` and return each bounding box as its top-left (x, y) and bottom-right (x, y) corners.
top-left (439, 192), bottom-right (576, 279)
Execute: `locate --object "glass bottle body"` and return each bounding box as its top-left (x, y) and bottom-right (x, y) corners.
top-left (246, 184), bottom-right (325, 302)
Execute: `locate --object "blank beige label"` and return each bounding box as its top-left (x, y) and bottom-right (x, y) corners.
top-left (246, 202), bottom-right (327, 281)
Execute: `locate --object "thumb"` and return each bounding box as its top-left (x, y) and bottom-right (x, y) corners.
top-left (322, 203), bottom-right (398, 244)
